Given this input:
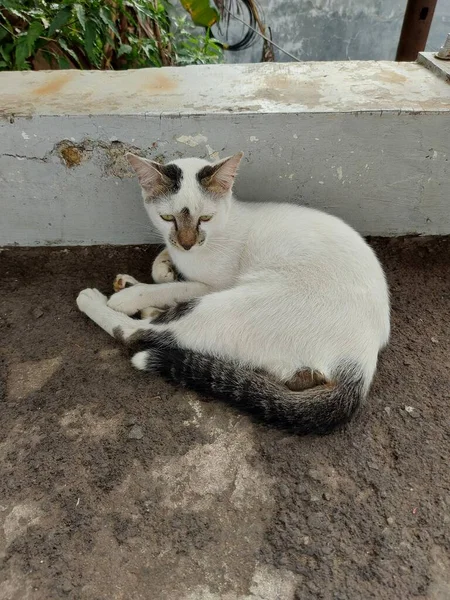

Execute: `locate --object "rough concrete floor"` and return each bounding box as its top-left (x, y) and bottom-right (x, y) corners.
top-left (0, 238), bottom-right (449, 600)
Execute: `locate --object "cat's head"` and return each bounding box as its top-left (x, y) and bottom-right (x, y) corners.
top-left (126, 152), bottom-right (243, 252)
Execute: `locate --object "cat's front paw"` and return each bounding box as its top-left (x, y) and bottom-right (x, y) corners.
top-left (107, 285), bottom-right (147, 315)
top-left (77, 288), bottom-right (107, 313)
top-left (113, 274), bottom-right (139, 293)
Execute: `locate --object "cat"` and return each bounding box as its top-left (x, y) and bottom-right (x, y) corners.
top-left (77, 151), bottom-right (390, 434)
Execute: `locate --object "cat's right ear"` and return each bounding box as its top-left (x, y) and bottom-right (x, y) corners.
top-left (126, 153), bottom-right (171, 200)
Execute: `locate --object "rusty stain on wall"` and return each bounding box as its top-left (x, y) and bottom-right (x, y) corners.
top-left (32, 73), bottom-right (73, 96)
top-left (140, 73), bottom-right (178, 94)
top-left (377, 70), bottom-right (408, 84)
top-left (58, 143), bottom-right (84, 168)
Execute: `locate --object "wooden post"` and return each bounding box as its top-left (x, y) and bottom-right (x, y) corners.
top-left (396, 0), bottom-right (438, 61)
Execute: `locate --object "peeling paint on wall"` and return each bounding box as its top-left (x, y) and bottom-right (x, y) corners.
top-left (176, 134), bottom-right (208, 148)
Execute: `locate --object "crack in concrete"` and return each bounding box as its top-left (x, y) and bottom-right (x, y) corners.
top-left (2, 153), bottom-right (47, 162)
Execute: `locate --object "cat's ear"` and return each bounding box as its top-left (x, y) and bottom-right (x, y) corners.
top-left (126, 153), bottom-right (177, 200)
top-left (198, 152), bottom-right (244, 195)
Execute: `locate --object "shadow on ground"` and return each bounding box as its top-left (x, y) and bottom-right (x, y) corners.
top-left (0, 238), bottom-right (449, 600)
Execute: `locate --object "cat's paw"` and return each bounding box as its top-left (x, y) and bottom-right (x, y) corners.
top-left (77, 288), bottom-right (107, 312)
top-left (107, 285), bottom-right (147, 315)
top-left (152, 257), bottom-right (176, 283)
top-left (113, 274), bottom-right (139, 293)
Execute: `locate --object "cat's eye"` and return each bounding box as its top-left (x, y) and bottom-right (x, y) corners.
top-left (160, 214), bottom-right (175, 222)
top-left (199, 215), bottom-right (213, 222)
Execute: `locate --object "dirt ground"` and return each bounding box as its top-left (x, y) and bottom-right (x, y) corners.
top-left (0, 237), bottom-right (449, 600)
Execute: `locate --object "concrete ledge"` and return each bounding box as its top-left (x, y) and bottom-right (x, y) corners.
top-left (418, 52), bottom-right (450, 84)
top-left (1, 61), bottom-right (449, 116)
top-left (1, 61), bottom-right (449, 245)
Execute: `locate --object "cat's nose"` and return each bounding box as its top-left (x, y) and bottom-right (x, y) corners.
top-left (180, 241), bottom-right (194, 251)
top-left (178, 229), bottom-right (196, 250)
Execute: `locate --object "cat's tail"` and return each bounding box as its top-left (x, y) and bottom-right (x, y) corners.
top-left (131, 338), bottom-right (366, 435)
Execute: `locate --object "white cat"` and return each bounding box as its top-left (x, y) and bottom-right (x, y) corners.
top-left (77, 152), bottom-right (390, 434)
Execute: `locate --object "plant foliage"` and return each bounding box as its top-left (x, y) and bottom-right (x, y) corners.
top-left (0, 0), bottom-right (222, 71)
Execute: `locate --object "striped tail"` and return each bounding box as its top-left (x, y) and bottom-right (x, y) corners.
top-left (130, 334), bottom-right (366, 435)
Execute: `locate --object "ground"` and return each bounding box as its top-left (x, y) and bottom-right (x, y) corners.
top-left (0, 238), bottom-right (449, 600)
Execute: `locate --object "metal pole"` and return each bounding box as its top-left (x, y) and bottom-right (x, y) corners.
top-left (396, 0), bottom-right (438, 61)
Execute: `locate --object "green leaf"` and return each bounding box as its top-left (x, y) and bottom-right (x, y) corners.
top-left (0, 44), bottom-right (11, 64)
top-left (99, 7), bottom-right (120, 39)
top-left (117, 44), bottom-right (132, 57)
top-left (57, 54), bottom-right (71, 69)
top-left (179, 0), bottom-right (219, 27)
top-left (0, 0), bottom-right (22, 8)
top-left (0, 27), bottom-right (9, 42)
top-left (84, 18), bottom-right (96, 61)
top-left (14, 41), bottom-right (29, 69)
top-left (48, 6), bottom-right (72, 37)
top-left (13, 20), bottom-right (43, 69)
top-left (74, 3), bottom-right (86, 31)
top-left (0, 60), bottom-right (7, 67)
top-left (59, 38), bottom-right (82, 67)
top-left (25, 21), bottom-right (43, 55)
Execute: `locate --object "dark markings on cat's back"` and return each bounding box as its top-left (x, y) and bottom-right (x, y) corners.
top-left (152, 299), bottom-right (198, 325)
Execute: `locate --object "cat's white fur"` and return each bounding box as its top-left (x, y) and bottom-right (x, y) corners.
top-left (77, 153), bottom-right (390, 431)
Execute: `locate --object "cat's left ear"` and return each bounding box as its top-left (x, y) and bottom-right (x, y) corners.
top-left (198, 152), bottom-right (244, 195)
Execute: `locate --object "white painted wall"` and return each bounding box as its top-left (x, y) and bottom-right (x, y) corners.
top-left (0, 58), bottom-right (449, 246)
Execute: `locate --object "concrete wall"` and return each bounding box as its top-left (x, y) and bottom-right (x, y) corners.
top-left (224, 0), bottom-right (450, 63)
top-left (1, 57), bottom-right (449, 246)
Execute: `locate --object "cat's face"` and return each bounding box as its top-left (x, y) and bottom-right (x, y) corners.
top-left (127, 153), bottom-right (243, 252)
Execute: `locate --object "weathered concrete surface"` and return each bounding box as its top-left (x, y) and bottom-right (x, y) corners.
top-left (419, 52), bottom-right (450, 83)
top-left (2, 61), bottom-right (449, 115)
top-left (0, 239), bottom-right (449, 599)
top-left (224, 0), bottom-right (450, 63)
top-left (1, 62), bottom-right (449, 245)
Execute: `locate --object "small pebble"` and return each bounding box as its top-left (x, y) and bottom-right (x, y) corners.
top-left (279, 483), bottom-right (290, 498)
top-left (431, 336), bottom-right (439, 344)
top-left (61, 580), bottom-right (73, 594)
top-left (384, 406), bottom-right (391, 416)
top-left (323, 492), bottom-right (331, 501)
top-left (404, 405), bottom-right (414, 414)
top-left (128, 425), bottom-right (144, 440)
top-left (386, 516), bottom-right (395, 526)
top-left (126, 416), bottom-right (137, 426)
top-left (308, 469), bottom-right (322, 482)
top-left (403, 357), bottom-right (413, 366)
top-left (32, 307), bottom-right (44, 319)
